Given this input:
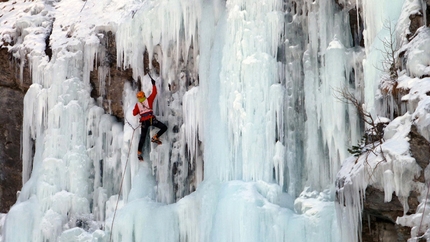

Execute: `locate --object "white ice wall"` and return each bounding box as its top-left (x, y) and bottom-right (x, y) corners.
top-left (0, 0), bottom-right (405, 241)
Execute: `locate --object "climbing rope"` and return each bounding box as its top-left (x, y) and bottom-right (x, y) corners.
top-left (109, 119), bottom-right (141, 242)
top-left (109, 72), bottom-right (155, 241)
top-left (80, 0), bottom-right (88, 13)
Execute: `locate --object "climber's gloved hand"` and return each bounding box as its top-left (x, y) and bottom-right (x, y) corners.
top-left (151, 77), bottom-right (155, 85)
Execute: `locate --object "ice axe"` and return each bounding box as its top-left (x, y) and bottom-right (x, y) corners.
top-left (146, 69), bottom-right (157, 85)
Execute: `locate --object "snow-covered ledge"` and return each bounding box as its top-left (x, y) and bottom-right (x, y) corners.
top-left (336, 27), bottom-right (430, 241)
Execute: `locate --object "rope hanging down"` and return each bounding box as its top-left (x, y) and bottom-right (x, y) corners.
top-left (109, 72), bottom-right (155, 240)
top-left (109, 119), bottom-right (140, 242)
top-left (80, 0), bottom-right (88, 13)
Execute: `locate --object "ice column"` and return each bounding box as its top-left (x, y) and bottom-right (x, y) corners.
top-left (298, 0), bottom-right (363, 191)
top-left (218, 0), bottom-right (283, 183)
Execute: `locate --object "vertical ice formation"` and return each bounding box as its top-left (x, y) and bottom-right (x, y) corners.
top-left (280, 0), bottom-right (364, 196)
top-left (335, 1), bottom-right (430, 241)
top-left (115, 0), bottom-right (204, 204)
top-left (3, 1), bottom-right (126, 241)
top-left (217, 0), bottom-right (284, 183)
top-left (0, 0), bottom-right (410, 241)
top-left (112, 0), bottom-right (360, 240)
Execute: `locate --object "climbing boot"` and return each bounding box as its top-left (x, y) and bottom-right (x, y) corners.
top-left (137, 151), bottom-right (144, 161)
top-left (151, 135), bottom-right (162, 145)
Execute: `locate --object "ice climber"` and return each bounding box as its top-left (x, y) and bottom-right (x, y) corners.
top-left (133, 75), bottom-right (167, 161)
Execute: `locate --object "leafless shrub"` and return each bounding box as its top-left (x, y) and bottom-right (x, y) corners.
top-left (333, 86), bottom-right (388, 181)
top-left (377, 20), bottom-right (400, 83)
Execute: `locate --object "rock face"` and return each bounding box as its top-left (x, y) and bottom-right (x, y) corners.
top-left (0, 47), bottom-right (30, 213)
top-left (361, 125), bottom-right (430, 242)
top-left (362, 187), bottom-right (419, 242)
top-left (89, 31), bottom-right (135, 120)
top-left (89, 31), bottom-right (162, 121)
top-left (0, 88), bottom-right (24, 214)
top-left (408, 125), bottom-right (430, 177)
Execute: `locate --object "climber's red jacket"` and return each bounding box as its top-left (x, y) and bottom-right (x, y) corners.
top-left (133, 85), bottom-right (157, 122)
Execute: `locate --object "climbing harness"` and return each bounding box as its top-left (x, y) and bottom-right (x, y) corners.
top-left (109, 118), bottom-right (141, 242)
top-left (137, 101), bottom-right (154, 120)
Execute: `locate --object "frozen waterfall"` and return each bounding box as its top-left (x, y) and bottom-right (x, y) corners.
top-left (0, 0), bottom-right (415, 241)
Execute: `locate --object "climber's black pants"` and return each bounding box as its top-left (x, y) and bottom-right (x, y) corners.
top-left (138, 117), bottom-right (167, 152)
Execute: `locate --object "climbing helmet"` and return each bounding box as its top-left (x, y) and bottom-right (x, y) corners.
top-left (136, 91), bottom-right (145, 99)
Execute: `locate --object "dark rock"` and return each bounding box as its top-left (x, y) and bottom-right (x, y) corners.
top-left (426, 2), bottom-right (430, 27)
top-left (0, 45), bottom-right (29, 213)
top-left (407, 11), bottom-right (424, 41)
top-left (348, 8), bottom-right (365, 47)
top-left (0, 88), bottom-right (24, 213)
top-left (362, 186), bottom-right (418, 242)
top-left (172, 125), bottom-right (179, 133)
top-left (361, 125), bottom-right (429, 241)
top-left (0, 47), bottom-right (31, 92)
top-left (89, 31), bottom-right (133, 120)
top-left (89, 31), bottom-right (161, 120)
top-left (44, 21), bottom-right (53, 61)
top-left (408, 125), bottom-right (430, 180)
